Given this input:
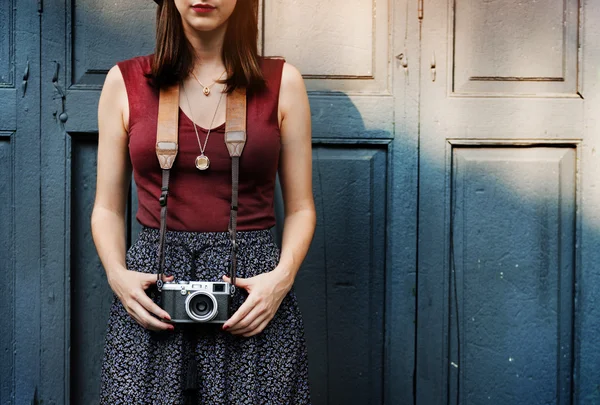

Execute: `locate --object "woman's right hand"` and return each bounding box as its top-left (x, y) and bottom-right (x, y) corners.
top-left (108, 269), bottom-right (175, 331)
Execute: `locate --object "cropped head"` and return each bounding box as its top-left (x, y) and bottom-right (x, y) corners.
top-left (150, 0), bottom-right (265, 92)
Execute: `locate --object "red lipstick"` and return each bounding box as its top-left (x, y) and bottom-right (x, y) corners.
top-left (192, 3), bottom-right (216, 13)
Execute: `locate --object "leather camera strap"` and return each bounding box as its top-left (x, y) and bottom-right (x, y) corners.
top-left (155, 84), bottom-right (247, 291)
top-left (224, 87), bottom-right (247, 289)
top-left (155, 84), bottom-right (179, 290)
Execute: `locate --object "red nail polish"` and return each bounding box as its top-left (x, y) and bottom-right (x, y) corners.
top-left (223, 325), bottom-right (229, 330)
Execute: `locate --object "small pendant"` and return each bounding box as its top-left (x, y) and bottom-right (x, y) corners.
top-left (203, 86), bottom-right (210, 96)
top-left (195, 155), bottom-right (210, 171)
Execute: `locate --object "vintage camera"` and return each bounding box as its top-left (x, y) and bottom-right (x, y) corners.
top-left (160, 281), bottom-right (233, 324)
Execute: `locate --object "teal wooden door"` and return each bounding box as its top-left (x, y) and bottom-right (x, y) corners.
top-left (10, 0), bottom-right (600, 404)
top-left (1, 2), bottom-right (43, 404)
top-left (416, 0), bottom-right (600, 404)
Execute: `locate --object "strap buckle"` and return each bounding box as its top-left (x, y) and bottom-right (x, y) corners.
top-left (159, 194), bottom-right (168, 207)
top-left (159, 187), bottom-right (168, 207)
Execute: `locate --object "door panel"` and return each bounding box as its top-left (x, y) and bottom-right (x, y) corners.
top-left (0, 2), bottom-right (13, 84)
top-left (70, 136), bottom-right (113, 404)
top-left (66, 0), bottom-right (156, 130)
top-left (417, 0), bottom-right (585, 403)
top-left (450, 146), bottom-right (575, 405)
top-left (263, 0), bottom-right (390, 93)
top-left (266, 0), bottom-right (374, 77)
top-left (0, 1), bottom-right (16, 128)
top-left (453, 0), bottom-right (579, 95)
top-left (71, 2), bottom-right (156, 87)
top-left (0, 133), bottom-right (14, 404)
top-left (295, 146), bottom-right (387, 405)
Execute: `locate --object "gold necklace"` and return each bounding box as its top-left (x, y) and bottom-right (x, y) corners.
top-left (182, 82), bottom-right (225, 171)
top-left (191, 70), bottom-right (226, 96)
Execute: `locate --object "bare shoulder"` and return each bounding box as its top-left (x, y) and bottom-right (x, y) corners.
top-left (99, 65), bottom-right (129, 131)
top-left (279, 62), bottom-right (308, 122)
top-left (277, 62), bottom-right (311, 144)
top-left (280, 62), bottom-right (306, 97)
top-left (102, 65), bottom-right (127, 100)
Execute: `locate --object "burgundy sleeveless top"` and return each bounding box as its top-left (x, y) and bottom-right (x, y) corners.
top-left (117, 55), bottom-right (283, 232)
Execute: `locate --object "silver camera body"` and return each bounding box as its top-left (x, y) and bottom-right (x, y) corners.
top-left (160, 281), bottom-right (233, 324)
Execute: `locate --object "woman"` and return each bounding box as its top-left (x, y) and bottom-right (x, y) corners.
top-left (91, 0), bottom-right (315, 403)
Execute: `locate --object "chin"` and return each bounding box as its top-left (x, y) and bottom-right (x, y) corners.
top-left (188, 21), bottom-right (222, 32)
top-left (183, 14), bottom-right (227, 32)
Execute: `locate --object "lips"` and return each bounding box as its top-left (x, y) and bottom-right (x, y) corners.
top-left (191, 3), bottom-right (216, 12)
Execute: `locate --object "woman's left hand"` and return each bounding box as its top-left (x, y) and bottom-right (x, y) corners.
top-left (222, 269), bottom-right (293, 337)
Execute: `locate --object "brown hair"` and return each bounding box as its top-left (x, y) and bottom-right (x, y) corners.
top-left (149, 0), bottom-right (265, 93)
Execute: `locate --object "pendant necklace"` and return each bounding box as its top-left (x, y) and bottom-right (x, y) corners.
top-left (191, 70), bottom-right (226, 97)
top-left (182, 81), bottom-right (225, 171)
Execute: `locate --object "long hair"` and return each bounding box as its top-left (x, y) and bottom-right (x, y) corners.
top-left (149, 0), bottom-right (265, 93)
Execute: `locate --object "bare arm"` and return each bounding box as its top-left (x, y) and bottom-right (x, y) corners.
top-left (273, 62), bottom-right (316, 284)
top-left (91, 65), bottom-right (173, 331)
top-left (223, 62), bottom-right (316, 336)
top-left (91, 65), bottom-right (131, 278)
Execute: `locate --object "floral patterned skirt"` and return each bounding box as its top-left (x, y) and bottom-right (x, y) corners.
top-left (100, 227), bottom-right (311, 404)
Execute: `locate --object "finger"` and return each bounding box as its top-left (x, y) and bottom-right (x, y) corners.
top-left (136, 291), bottom-right (172, 321)
top-left (228, 306), bottom-right (264, 333)
top-left (129, 301), bottom-right (173, 331)
top-left (124, 301), bottom-right (149, 329)
top-left (223, 298), bottom-right (256, 330)
top-left (141, 273), bottom-right (174, 289)
top-left (231, 311), bottom-right (269, 335)
top-left (222, 275), bottom-right (251, 289)
top-left (243, 317), bottom-right (271, 337)
top-left (123, 303), bottom-right (143, 326)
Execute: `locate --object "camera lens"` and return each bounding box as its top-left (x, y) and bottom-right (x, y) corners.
top-left (185, 292), bottom-right (218, 322)
top-left (195, 301), bottom-right (208, 313)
